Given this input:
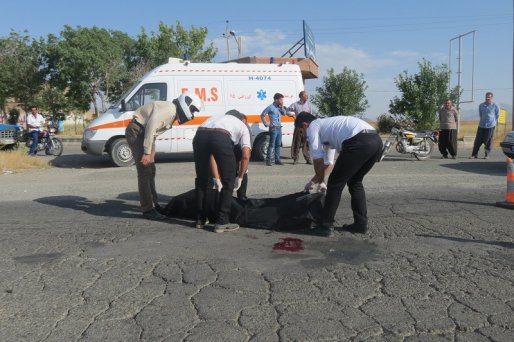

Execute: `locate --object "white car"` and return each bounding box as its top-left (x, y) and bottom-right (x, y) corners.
top-left (500, 131), bottom-right (514, 158)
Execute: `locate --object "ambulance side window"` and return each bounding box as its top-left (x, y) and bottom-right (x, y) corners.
top-left (126, 83), bottom-right (167, 111)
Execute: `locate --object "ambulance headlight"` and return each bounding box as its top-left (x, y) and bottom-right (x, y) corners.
top-left (83, 129), bottom-right (97, 140)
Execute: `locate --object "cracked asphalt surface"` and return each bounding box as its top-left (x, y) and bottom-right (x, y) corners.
top-left (1, 145), bottom-right (513, 341)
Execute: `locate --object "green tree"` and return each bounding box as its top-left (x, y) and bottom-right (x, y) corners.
top-left (389, 59), bottom-right (460, 129)
top-left (0, 31), bottom-right (43, 112)
top-left (312, 67), bottom-right (368, 117)
top-left (43, 26), bottom-right (135, 117)
top-left (133, 21), bottom-right (216, 74)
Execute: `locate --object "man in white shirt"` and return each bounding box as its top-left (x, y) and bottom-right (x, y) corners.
top-left (26, 105), bottom-right (47, 156)
top-left (193, 110), bottom-right (251, 233)
top-left (296, 113), bottom-right (382, 237)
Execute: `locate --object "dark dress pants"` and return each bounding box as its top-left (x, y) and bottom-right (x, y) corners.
top-left (471, 127), bottom-right (495, 156)
top-left (291, 126), bottom-right (311, 162)
top-left (321, 133), bottom-right (383, 228)
top-left (438, 129), bottom-right (457, 157)
top-left (193, 130), bottom-right (237, 225)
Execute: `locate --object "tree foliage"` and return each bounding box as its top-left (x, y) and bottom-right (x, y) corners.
top-left (133, 21), bottom-right (216, 75)
top-left (0, 21), bottom-right (215, 118)
top-left (312, 67), bottom-right (368, 117)
top-left (389, 59), bottom-right (460, 129)
top-left (0, 31), bottom-right (43, 112)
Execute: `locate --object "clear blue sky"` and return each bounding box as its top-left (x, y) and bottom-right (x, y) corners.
top-left (1, 0), bottom-right (512, 119)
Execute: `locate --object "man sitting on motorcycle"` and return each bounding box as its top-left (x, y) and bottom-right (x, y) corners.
top-left (26, 105), bottom-right (47, 156)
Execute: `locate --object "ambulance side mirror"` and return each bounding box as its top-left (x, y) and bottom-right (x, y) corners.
top-left (120, 99), bottom-right (127, 112)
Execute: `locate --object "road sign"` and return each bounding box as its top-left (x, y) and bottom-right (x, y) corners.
top-left (499, 108), bottom-right (507, 124)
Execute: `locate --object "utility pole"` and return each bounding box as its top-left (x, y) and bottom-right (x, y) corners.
top-left (449, 30), bottom-right (476, 135)
top-left (224, 20), bottom-right (230, 61)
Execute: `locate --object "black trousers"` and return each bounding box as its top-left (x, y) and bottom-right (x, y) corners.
top-left (193, 130), bottom-right (237, 224)
top-left (438, 129), bottom-right (457, 157)
top-left (471, 127), bottom-right (495, 156)
top-left (321, 132), bottom-right (383, 228)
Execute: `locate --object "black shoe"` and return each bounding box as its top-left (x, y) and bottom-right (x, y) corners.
top-left (275, 160), bottom-right (283, 165)
top-left (451, 155), bottom-right (456, 159)
top-left (143, 209), bottom-right (167, 221)
top-left (293, 160), bottom-right (298, 165)
top-left (266, 160), bottom-right (272, 166)
top-left (154, 205), bottom-right (166, 215)
top-left (312, 224), bottom-right (334, 237)
top-left (306, 160), bottom-right (312, 165)
top-left (441, 155), bottom-right (448, 159)
top-left (195, 220), bottom-right (206, 229)
top-left (469, 155), bottom-right (477, 159)
top-left (340, 223), bottom-right (368, 234)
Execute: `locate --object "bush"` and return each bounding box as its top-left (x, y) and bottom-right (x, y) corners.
top-left (376, 113), bottom-right (395, 134)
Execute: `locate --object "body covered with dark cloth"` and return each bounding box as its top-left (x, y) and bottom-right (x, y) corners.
top-left (165, 189), bottom-right (323, 231)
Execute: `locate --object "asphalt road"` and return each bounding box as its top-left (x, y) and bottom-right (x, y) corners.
top-left (1, 142), bottom-right (513, 341)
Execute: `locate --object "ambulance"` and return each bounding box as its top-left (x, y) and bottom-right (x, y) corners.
top-left (81, 58), bottom-right (304, 166)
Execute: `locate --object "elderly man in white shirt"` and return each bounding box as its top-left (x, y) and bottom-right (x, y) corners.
top-left (296, 113), bottom-right (382, 237)
top-left (193, 110), bottom-right (251, 233)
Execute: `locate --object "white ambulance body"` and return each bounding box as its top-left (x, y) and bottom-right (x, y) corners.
top-left (81, 59), bottom-right (304, 166)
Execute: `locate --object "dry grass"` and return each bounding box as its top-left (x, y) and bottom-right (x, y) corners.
top-left (459, 120), bottom-right (511, 146)
top-left (0, 150), bottom-right (51, 173)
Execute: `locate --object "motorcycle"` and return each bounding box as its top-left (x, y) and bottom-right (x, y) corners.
top-left (380, 124), bottom-right (438, 161)
top-left (21, 125), bottom-right (64, 156)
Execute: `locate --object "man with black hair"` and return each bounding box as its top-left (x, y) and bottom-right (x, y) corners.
top-left (193, 110), bottom-right (251, 233)
top-left (295, 112), bottom-right (382, 237)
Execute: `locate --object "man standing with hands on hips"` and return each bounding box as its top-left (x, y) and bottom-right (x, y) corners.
top-left (296, 113), bottom-right (382, 237)
top-left (260, 93), bottom-right (295, 166)
top-left (125, 92), bottom-right (203, 221)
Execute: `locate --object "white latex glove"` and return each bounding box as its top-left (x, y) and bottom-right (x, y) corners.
top-left (317, 182), bottom-right (327, 194)
top-left (233, 177), bottom-right (243, 191)
top-left (212, 178), bottom-right (223, 192)
top-left (304, 180), bottom-right (315, 192)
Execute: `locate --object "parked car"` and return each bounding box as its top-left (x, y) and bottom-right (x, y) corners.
top-left (500, 131), bottom-right (514, 158)
top-left (0, 123), bottom-right (24, 150)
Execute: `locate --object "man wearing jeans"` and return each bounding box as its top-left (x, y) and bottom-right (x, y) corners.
top-left (260, 93), bottom-right (294, 166)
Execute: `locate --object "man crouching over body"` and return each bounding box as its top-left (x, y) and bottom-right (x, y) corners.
top-left (295, 113), bottom-right (382, 237)
top-left (193, 110), bottom-right (251, 233)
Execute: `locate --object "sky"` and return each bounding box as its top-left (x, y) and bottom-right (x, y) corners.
top-left (1, 0), bottom-right (512, 120)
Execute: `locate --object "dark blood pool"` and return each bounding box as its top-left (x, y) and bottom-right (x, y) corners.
top-left (272, 238), bottom-right (304, 252)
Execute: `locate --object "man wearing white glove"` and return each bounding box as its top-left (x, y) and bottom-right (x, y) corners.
top-left (193, 110), bottom-right (251, 233)
top-left (296, 113), bottom-right (382, 237)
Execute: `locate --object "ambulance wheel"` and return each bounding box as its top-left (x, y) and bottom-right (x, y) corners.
top-left (110, 138), bottom-right (134, 167)
top-left (252, 134), bottom-right (269, 161)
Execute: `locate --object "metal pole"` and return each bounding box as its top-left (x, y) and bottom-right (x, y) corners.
top-left (225, 20), bottom-right (230, 61)
top-left (457, 35), bottom-right (462, 134)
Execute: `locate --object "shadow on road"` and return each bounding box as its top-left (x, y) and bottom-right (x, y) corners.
top-left (439, 161), bottom-right (505, 176)
top-left (49, 152), bottom-right (196, 169)
top-left (417, 234), bottom-right (514, 249)
top-left (420, 198), bottom-right (497, 207)
top-left (33, 192), bottom-right (184, 225)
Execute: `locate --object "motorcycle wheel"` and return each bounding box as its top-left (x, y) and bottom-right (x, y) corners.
top-left (414, 139), bottom-right (433, 160)
top-left (45, 137), bottom-right (63, 156)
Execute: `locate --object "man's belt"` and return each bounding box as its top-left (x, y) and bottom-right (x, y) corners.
top-left (197, 127), bottom-right (231, 136)
top-left (132, 119), bottom-right (144, 129)
top-left (360, 129), bottom-right (377, 134)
